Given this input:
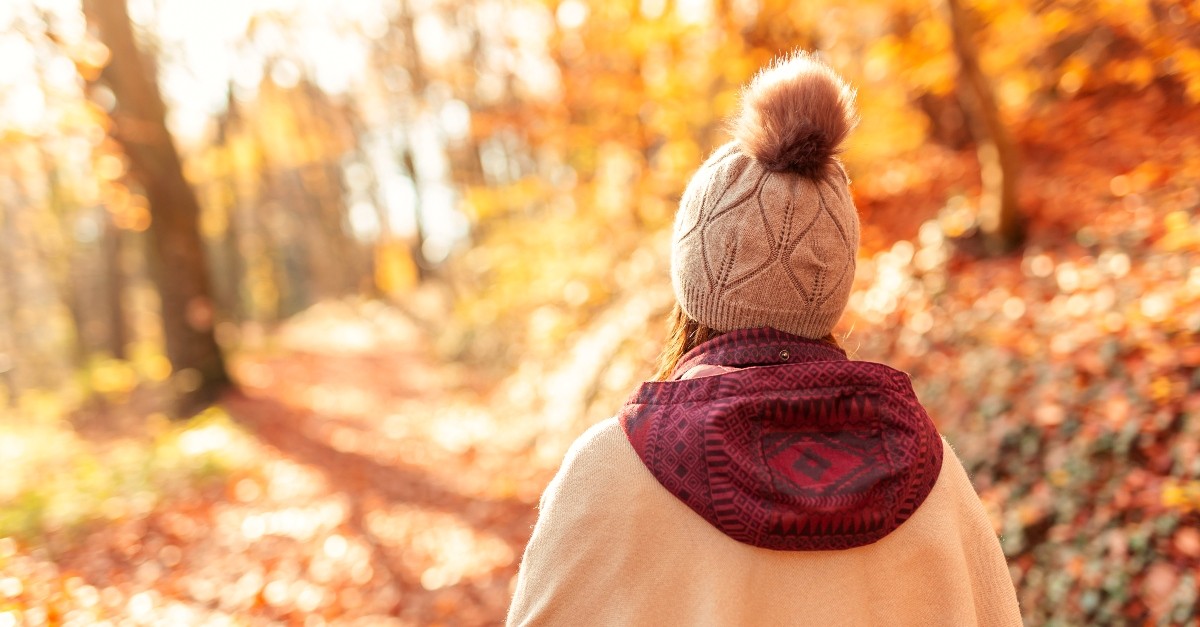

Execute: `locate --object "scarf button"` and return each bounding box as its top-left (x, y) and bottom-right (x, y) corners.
top-left (779, 349), bottom-right (790, 362)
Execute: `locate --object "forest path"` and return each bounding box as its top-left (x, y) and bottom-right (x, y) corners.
top-left (218, 304), bottom-right (551, 625)
top-left (39, 304), bottom-right (554, 626)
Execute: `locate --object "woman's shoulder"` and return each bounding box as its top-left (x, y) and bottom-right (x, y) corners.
top-left (553, 418), bottom-right (639, 484)
top-left (936, 437), bottom-right (987, 497)
top-left (539, 417), bottom-right (651, 509)
top-left (920, 437), bottom-right (1006, 542)
top-left (561, 417), bottom-right (627, 466)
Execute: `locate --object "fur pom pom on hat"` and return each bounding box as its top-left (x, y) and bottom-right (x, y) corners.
top-left (671, 52), bottom-right (861, 339)
top-left (734, 52), bottom-right (858, 176)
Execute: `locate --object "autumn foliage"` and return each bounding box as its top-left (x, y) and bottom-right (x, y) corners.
top-left (1, 0), bottom-right (1199, 625)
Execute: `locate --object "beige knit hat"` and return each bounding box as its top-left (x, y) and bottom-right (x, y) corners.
top-left (671, 52), bottom-right (860, 339)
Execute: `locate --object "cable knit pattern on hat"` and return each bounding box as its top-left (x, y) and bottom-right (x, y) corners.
top-left (671, 52), bottom-right (860, 339)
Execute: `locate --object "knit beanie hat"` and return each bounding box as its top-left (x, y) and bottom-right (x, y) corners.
top-left (671, 52), bottom-right (860, 339)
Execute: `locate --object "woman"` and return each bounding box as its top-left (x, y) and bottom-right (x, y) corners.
top-left (507, 52), bottom-right (1022, 626)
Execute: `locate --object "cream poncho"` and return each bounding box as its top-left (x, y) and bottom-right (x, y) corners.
top-left (508, 418), bottom-right (1021, 626)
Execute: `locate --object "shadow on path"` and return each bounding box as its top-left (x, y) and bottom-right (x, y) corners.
top-left (222, 389), bottom-right (538, 621)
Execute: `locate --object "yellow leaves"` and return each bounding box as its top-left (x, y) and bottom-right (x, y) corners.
top-left (844, 85), bottom-right (928, 167)
top-left (1163, 210), bottom-right (1189, 233)
top-left (224, 135), bottom-right (258, 175)
top-left (139, 354), bottom-right (172, 383)
top-left (1170, 47), bottom-right (1200, 102)
top-left (912, 18), bottom-right (951, 55)
top-left (719, 55), bottom-right (758, 86)
top-left (625, 19), bottom-right (696, 59)
top-left (462, 177), bottom-right (548, 222)
top-left (997, 74), bottom-right (1035, 111)
top-left (863, 40), bottom-right (896, 84)
top-left (1109, 161), bottom-right (1164, 197)
top-left (634, 194), bottom-right (672, 227)
top-left (87, 349), bottom-right (171, 400)
top-left (199, 203), bottom-right (228, 239)
top-left (649, 138), bottom-right (698, 183)
top-left (89, 358), bottom-right (138, 396)
top-left (865, 30), bottom-right (957, 97)
top-left (374, 241), bottom-right (419, 296)
top-left (223, 82), bottom-right (356, 170)
top-left (905, 51), bottom-right (957, 97)
top-left (56, 101), bottom-right (110, 139)
top-left (102, 183), bottom-right (151, 232)
top-left (69, 39), bottom-right (112, 82)
top-left (594, 142), bottom-right (644, 216)
top-left (1161, 480), bottom-right (1200, 513)
top-left (1059, 57), bottom-right (1090, 96)
top-left (93, 153), bottom-right (125, 181)
top-left (245, 254), bottom-right (279, 317)
top-left (1041, 8), bottom-right (1074, 36)
top-left (1095, 0), bottom-right (1154, 34)
top-left (1105, 56), bottom-right (1158, 90)
top-left (711, 87), bottom-right (739, 121)
top-left (1155, 210), bottom-right (1200, 253)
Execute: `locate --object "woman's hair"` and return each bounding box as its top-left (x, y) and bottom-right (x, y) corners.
top-left (652, 303), bottom-right (843, 381)
top-left (652, 303), bottom-right (725, 381)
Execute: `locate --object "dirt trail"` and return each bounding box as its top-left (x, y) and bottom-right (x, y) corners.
top-left (40, 307), bottom-right (551, 626)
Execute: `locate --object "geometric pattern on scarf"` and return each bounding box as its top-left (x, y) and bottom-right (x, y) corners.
top-left (619, 327), bottom-right (944, 551)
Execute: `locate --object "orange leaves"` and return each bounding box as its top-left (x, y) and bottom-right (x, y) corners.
top-left (374, 240), bottom-right (420, 296)
top-left (1156, 210), bottom-right (1200, 253)
top-left (70, 39), bottom-right (112, 83)
top-left (1162, 480), bottom-right (1200, 514)
top-left (1173, 526), bottom-right (1200, 558)
top-left (100, 182), bottom-right (151, 232)
top-left (1170, 47), bottom-right (1200, 101)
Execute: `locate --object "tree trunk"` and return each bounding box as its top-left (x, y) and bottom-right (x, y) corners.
top-left (0, 188), bottom-right (21, 406)
top-left (83, 0), bottom-right (230, 415)
top-left (395, 0), bottom-right (434, 281)
top-left (944, 0), bottom-right (1025, 254)
top-left (103, 214), bottom-right (130, 359)
top-left (36, 145), bottom-right (94, 368)
top-left (400, 148), bottom-right (433, 281)
top-left (220, 197), bottom-right (247, 322)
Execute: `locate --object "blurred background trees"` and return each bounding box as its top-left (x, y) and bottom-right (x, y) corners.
top-left (2, 0), bottom-right (1196, 403)
top-left (82, 0), bottom-right (229, 413)
top-left (2, 0), bottom-right (1199, 624)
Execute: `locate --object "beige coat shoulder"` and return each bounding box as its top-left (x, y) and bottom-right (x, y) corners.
top-left (508, 418), bottom-right (1022, 627)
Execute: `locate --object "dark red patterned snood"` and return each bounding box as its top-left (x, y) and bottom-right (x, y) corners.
top-left (619, 327), bottom-right (943, 551)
